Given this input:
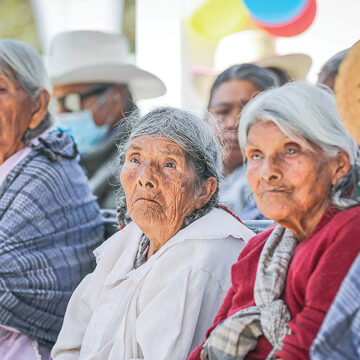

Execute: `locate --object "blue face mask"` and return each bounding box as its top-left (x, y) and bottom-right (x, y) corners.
top-left (56, 110), bottom-right (108, 154)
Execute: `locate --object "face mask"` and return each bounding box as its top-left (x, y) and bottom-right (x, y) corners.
top-left (56, 109), bottom-right (108, 154)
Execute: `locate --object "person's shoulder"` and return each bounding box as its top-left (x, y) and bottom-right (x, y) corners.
top-left (328, 205), bottom-right (360, 232)
top-left (192, 207), bottom-right (255, 242)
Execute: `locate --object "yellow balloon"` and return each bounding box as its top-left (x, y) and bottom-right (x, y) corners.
top-left (190, 0), bottom-right (250, 41)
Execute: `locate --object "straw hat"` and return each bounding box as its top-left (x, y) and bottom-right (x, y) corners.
top-left (48, 30), bottom-right (166, 100)
top-left (192, 30), bottom-right (312, 98)
top-left (335, 40), bottom-right (360, 145)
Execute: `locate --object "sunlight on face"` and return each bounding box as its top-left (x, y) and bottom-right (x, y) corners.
top-left (120, 135), bottom-right (199, 234)
top-left (245, 121), bottom-right (337, 226)
top-left (0, 70), bottom-right (34, 165)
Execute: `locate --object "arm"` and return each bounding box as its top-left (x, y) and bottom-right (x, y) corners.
top-left (277, 223), bottom-right (360, 360)
top-left (51, 273), bottom-right (98, 359)
top-left (134, 267), bottom-right (228, 360)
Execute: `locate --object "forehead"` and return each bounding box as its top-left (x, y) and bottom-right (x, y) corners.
top-left (53, 83), bottom-right (96, 98)
top-left (127, 135), bottom-right (185, 156)
top-left (0, 65), bottom-right (20, 85)
top-left (210, 79), bottom-right (259, 106)
top-left (246, 120), bottom-right (313, 150)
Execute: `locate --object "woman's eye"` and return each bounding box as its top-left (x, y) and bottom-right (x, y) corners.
top-left (130, 157), bottom-right (140, 163)
top-left (250, 152), bottom-right (262, 161)
top-left (287, 147), bottom-right (297, 155)
top-left (165, 162), bottom-right (175, 168)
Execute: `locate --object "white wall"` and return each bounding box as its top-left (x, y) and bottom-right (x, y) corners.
top-left (136, 0), bottom-right (360, 112)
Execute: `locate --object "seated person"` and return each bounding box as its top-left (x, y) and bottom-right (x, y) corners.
top-left (207, 63), bottom-right (278, 219)
top-left (190, 82), bottom-right (360, 360)
top-left (51, 107), bottom-right (255, 360)
top-left (311, 253), bottom-right (360, 359)
top-left (0, 39), bottom-right (104, 358)
top-left (48, 30), bottom-right (166, 208)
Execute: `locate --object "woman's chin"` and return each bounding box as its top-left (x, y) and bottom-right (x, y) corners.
top-left (130, 204), bottom-right (165, 225)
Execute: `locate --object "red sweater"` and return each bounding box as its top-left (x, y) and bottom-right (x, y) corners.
top-left (189, 206), bottom-right (360, 360)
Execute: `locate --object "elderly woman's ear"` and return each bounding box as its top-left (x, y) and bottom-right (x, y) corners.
top-left (29, 88), bottom-right (50, 130)
top-left (330, 151), bottom-right (351, 186)
top-left (194, 177), bottom-right (218, 210)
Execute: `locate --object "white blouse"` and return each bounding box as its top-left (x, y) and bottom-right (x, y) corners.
top-left (52, 208), bottom-right (255, 360)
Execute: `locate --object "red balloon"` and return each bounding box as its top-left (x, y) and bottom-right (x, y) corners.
top-left (257, 0), bottom-right (317, 37)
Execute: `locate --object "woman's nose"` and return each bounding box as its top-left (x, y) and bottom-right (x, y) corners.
top-left (260, 156), bottom-right (282, 182)
top-left (138, 163), bottom-right (158, 188)
top-left (224, 112), bottom-right (240, 130)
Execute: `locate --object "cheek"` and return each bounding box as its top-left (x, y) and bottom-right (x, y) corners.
top-left (246, 166), bottom-right (258, 192)
top-left (120, 166), bottom-right (137, 195)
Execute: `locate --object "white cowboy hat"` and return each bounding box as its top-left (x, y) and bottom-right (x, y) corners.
top-left (47, 30), bottom-right (166, 100)
top-left (192, 30), bottom-right (312, 98)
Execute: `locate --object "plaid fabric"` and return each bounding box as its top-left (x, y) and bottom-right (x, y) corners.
top-left (311, 253), bottom-right (360, 360)
top-left (0, 130), bottom-right (104, 347)
top-left (201, 225), bottom-right (297, 360)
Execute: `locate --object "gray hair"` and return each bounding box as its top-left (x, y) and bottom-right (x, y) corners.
top-left (0, 39), bottom-right (53, 143)
top-left (116, 106), bottom-right (223, 227)
top-left (238, 82), bottom-right (360, 210)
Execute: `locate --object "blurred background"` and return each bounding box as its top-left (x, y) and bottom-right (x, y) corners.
top-left (1, 0), bottom-right (359, 113)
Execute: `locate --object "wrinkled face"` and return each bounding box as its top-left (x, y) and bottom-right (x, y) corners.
top-left (245, 121), bottom-right (340, 225)
top-left (209, 79), bottom-right (260, 175)
top-left (0, 70), bottom-right (34, 164)
top-left (120, 135), bottom-right (200, 234)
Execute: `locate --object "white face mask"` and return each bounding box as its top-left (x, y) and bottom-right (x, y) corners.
top-left (56, 110), bottom-right (109, 154)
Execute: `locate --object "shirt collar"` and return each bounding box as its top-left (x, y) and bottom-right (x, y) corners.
top-left (100, 207), bottom-right (254, 286)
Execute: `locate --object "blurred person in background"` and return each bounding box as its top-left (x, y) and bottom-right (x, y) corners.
top-left (207, 63), bottom-right (278, 219)
top-left (48, 30), bottom-right (166, 209)
top-left (317, 49), bottom-right (349, 90)
top-left (0, 39), bottom-right (104, 359)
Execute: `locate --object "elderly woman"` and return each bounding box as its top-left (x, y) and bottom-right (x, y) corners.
top-left (208, 63), bottom-right (278, 219)
top-left (0, 40), bottom-right (104, 359)
top-left (51, 107), bottom-right (254, 360)
top-left (189, 82), bottom-right (360, 360)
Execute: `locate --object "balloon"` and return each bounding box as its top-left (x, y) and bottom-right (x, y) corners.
top-left (243, 0), bottom-right (307, 25)
top-left (189, 0), bottom-right (250, 41)
top-left (259, 0), bottom-right (317, 37)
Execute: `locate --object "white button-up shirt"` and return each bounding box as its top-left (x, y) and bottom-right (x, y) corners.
top-left (52, 208), bottom-right (255, 360)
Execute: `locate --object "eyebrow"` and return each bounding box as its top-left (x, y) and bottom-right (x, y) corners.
top-left (127, 144), bottom-right (183, 157)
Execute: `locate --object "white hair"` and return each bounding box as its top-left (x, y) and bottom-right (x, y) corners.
top-left (238, 81), bottom-right (360, 209)
top-left (0, 39), bottom-right (53, 142)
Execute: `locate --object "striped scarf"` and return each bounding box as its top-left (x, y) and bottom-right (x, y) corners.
top-left (201, 225), bottom-right (297, 360)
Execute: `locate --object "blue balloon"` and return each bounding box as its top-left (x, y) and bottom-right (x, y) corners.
top-left (242, 0), bottom-right (307, 25)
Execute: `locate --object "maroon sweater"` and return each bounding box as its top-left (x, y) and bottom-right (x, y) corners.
top-left (189, 206), bottom-right (360, 360)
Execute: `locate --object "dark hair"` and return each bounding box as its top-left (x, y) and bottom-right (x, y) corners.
top-left (319, 49), bottom-right (349, 80)
top-left (208, 63), bottom-right (278, 108)
top-left (266, 66), bottom-right (292, 86)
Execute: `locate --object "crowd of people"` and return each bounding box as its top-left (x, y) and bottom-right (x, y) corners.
top-left (0, 29), bottom-right (359, 360)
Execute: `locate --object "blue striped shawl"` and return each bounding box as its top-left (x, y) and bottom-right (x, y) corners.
top-left (0, 130), bottom-right (104, 347)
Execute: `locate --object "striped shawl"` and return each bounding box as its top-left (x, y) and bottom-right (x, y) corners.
top-left (0, 130), bottom-right (104, 348)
